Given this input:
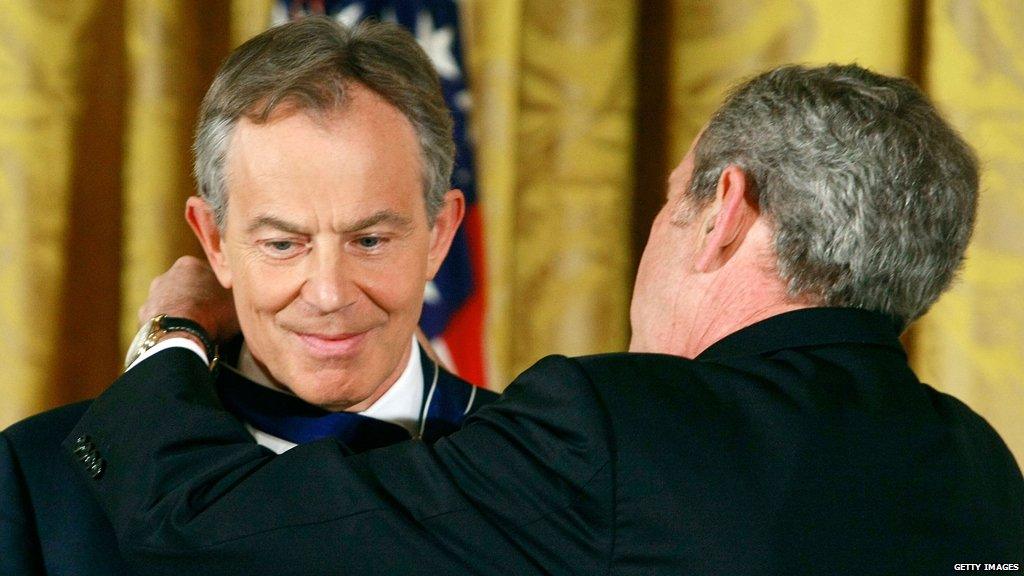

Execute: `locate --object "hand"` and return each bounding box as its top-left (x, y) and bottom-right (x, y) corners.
top-left (138, 256), bottom-right (239, 343)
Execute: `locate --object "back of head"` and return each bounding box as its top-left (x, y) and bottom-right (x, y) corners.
top-left (689, 64), bottom-right (978, 328)
top-left (193, 17), bottom-right (455, 229)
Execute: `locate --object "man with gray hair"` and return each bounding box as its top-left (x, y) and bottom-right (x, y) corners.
top-left (67, 64), bottom-right (1022, 574)
top-left (1, 17), bottom-right (495, 575)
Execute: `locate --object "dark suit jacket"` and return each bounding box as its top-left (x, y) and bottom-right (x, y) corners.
top-left (1, 347), bottom-right (490, 576)
top-left (65, 308), bottom-right (1023, 575)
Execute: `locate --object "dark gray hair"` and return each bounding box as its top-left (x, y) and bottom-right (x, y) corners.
top-left (193, 17), bottom-right (454, 228)
top-left (686, 64), bottom-right (978, 327)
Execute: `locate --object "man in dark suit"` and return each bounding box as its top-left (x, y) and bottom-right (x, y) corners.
top-left (65, 60), bottom-right (1022, 573)
top-left (0, 17), bottom-right (495, 576)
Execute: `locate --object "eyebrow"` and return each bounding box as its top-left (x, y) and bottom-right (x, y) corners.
top-left (245, 210), bottom-right (414, 235)
top-left (246, 215), bottom-right (307, 235)
top-left (342, 210), bottom-right (413, 233)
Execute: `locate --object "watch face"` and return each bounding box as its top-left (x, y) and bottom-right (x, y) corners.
top-left (124, 317), bottom-right (158, 369)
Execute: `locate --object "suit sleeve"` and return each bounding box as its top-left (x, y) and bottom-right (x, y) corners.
top-left (0, 432), bottom-right (45, 576)
top-left (63, 348), bottom-right (613, 576)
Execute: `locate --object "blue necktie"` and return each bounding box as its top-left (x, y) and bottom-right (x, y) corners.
top-left (215, 369), bottom-right (412, 454)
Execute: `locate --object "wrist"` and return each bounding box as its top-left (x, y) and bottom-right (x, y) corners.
top-left (125, 314), bottom-right (218, 370)
top-left (157, 329), bottom-right (206, 349)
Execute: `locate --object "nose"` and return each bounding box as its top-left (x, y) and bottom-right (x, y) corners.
top-left (301, 245), bottom-right (357, 314)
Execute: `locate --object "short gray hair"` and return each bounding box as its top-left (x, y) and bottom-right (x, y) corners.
top-left (686, 64), bottom-right (978, 327)
top-left (194, 17), bottom-right (455, 228)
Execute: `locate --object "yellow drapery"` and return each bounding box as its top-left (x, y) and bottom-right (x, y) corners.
top-left (1, 1), bottom-right (1020, 463)
top-left (0, 2), bottom-right (100, 424)
top-left (463, 1), bottom-right (637, 381)
top-left (915, 0), bottom-right (1024, 462)
top-left (120, 1), bottom-right (227, 343)
top-left (666, 0), bottom-right (911, 164)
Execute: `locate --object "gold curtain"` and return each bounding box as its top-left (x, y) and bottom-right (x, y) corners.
top-left (0, 2), bottom-right (101, 425)
top-left (459, 1), bottom-right (525, 386)
top-left (120, 2), bottom-right (228, 342)
top-left (0, 2), bottom-right (230, 427)
top-left (463, 1), bottom-right (637, 382)
top-left (666, 0), bottom-right (912, 168)
top-left (2, 1), bottom-right (1021, 463)
top-left (914, 0), bottom-right (1024, 462)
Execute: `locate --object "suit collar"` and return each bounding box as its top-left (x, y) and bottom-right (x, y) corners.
top-left (696, 307), bottom-right (905, 362)
top-left (416, 345), bottom-right (486, 442)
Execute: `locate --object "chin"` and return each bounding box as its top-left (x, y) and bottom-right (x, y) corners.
top-left (288, 370), bottom-right (372, 412)
top-left (293, 388), bottom-right (359, 412)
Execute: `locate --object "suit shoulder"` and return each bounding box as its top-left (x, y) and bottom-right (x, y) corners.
top-left (496, 354), bottom-right (602, 408)
top-left (1, 401), bottom-right (93, 499)
top-left (436, 366), bottom-right (499, 410)
top-left (572, 352), bottom-right (709, 383)
top-left (2, 401), bottom-right (93, 486)
top-left (922, 384), bottom-right (1023, 476)
top-left (0, 424), bottom-right (46, 574)
top-left (3, 401), bottom-right (93, 448)
top-left (471, 385), bottom-right (500, 408)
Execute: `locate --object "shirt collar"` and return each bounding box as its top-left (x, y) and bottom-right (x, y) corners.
top-left (696, 307), bottom-right (905, 362)
top-left (235, 335), bottom-right (423, 436)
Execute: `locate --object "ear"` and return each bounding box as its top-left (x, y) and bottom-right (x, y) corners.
top-left (185, 196), bottom-right (234, 289)
top-left (425, 190), bottom-right (466, 279)
top-left (694, 165), bottom-right (758, 272)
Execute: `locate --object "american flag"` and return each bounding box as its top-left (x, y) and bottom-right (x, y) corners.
top-left (275, 0), bottom-right (487, 386)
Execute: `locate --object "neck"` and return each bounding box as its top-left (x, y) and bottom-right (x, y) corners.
top-left (681, 299), bottom-right (812, 358)
top-left (632, 264), bottom-right (815, 359)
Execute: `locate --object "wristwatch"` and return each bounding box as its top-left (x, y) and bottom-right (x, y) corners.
top-left (124, 314), bottom-right (218, 370)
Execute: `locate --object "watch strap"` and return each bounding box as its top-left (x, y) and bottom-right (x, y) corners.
top-left (157, 315), bottom-right (218, 368)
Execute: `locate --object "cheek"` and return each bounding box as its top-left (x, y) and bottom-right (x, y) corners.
top-left (364, 266), bottom-right (425, 316)
top-left (357, 251), bottom-right (429, 318)
top-left (230, 259), bottom-right (302, 315)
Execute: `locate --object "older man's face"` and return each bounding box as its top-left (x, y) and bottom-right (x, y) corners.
top-left (195, 84), bottom-right (461, 411)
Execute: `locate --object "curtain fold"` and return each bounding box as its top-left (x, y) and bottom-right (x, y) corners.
top-left (120, 1), bottom-right (206, 345)
top-left (464, 1), bottom-right (636, 384)
top-left (914, 0), bottom-right (1024, 462)
top-left (508, 2), bottom-right (637, 378)
top-left (461, 0), bottom-right (524, 388)
top-left (666, 0), bottom-right (911, 169)
top-left (0, 2), bottom-right (107, 423)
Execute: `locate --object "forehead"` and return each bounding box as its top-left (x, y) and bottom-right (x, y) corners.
top-left (223, 87), bottom-right (425, 224)
top-left (237, 84), bottom-right (419, 157)
top-left (235, 82), bottom-right (420, 164)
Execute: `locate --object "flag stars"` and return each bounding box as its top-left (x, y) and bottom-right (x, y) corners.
top-left (416, 11), bottom-right (461, 81)
top-left (454, 168), bottom-right (471, 186)
top-left (425, 281), bottom-right (443, 305)
top-left (454, 90), bottom-right (472, 111)
top-left (270, 2), bottom-right (289, 25)
top-left (334, 4), bottom-right (365, 27)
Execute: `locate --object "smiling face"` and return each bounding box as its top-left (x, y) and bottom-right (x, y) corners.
top-left (188, 84), bottom-right (463, 411)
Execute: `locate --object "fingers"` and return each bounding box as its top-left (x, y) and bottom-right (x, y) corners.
top-left (171, 255), bottom-right (210, 272)
top-left (139, 256), bottom-right (239, 342)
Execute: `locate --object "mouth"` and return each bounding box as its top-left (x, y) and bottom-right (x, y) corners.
top-left (293, 330), bottom-right (370, 358)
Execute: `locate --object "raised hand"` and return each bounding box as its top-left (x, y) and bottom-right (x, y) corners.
top-left (138, 256), bottom-right (239, 343)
